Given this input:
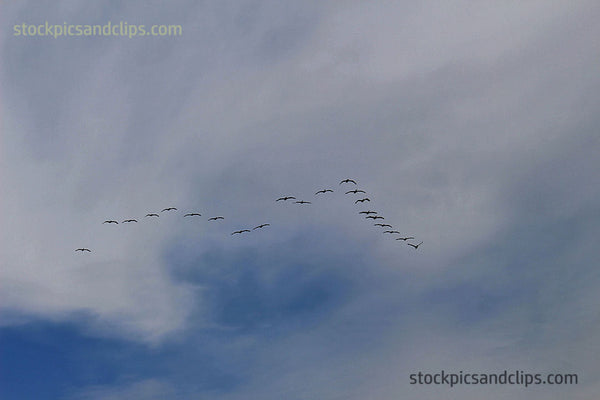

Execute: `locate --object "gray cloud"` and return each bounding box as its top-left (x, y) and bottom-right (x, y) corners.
top-left (2, 0), bottom-right (600, 398)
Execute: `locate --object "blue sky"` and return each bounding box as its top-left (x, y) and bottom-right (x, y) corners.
top-left (1, 1), bottom-right (599, 399)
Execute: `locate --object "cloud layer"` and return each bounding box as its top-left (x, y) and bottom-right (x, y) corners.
top-left (1, 1), bottom-right (599, 399)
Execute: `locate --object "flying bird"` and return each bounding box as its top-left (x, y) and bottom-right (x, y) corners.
top-left (345, 189), bottom-right (366, 194)
top-left (231, 230), bottom-right (251, 235)
top-left (315, 189), bottom-right (334, 195)
top-left (184, 213), bottom-right (202, 217)
top-left (145, 213), bottom-right (159, 217)
top-left (276, 196), bottom-right (296, 201)
top-left (122, 219), bottom-right (138, 223)
top-left (359, 211), bottom-right (377, 215)
top-left (340, 179), bottom-right (357, 185)
top-left (208, 216), bottom-right (224, 221)
top-left (295, 200), bottom-right (311, 204)
top-left (103, 220), bottom-right (118, 224)
top-left (407, 241), bottom-right (423, 249)
top-left (396, 237), bottom-right (415, 241)
top-left (383, 230), bottom-right (401, 234)
top-left (365, 215), bottom-right (384, 220)
top-left (161, 207), bottom-right (177, 212)
top-left (355, 198), bottom-right (371, 204)
top-left (374, 223), bottom-right (393, 228)
top-left (253, 224), bottom-right (270, 230)
top-left (75, 248), bottom-right (91, 252)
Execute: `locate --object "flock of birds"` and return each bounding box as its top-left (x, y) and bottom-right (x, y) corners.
top-left (75, 179), bottom-right (423, 253)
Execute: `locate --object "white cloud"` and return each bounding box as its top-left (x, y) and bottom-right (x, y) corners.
top-left (1, 1), bottom-right (599, 398)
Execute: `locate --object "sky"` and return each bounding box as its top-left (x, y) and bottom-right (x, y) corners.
top-left (1, 1), bottom-right (599, 399)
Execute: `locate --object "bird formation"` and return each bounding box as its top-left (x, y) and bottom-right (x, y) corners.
top-left (76, 178), bottom-right (423, 253)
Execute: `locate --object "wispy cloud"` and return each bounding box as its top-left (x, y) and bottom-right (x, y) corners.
top-left (2, 0), bottom-right (599, 399)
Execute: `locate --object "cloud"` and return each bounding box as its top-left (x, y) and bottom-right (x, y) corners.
top-left (69, 379), bottom-right (175, 400)
top-left (1, 0), bottom-right (600, 398)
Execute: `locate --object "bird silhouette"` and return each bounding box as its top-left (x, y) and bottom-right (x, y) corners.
top-left (276, 196), bottom-right (296, 201)
top-left (184, 213), bottom-right (202, 217)
top-left (145, 213), bottom-right (159, 217)
top-left (231, 230), bottom-right (251, 235)
top-left (407, 241), bottom-right (423, 249)
top-left (355, 198), bottom-right (371, 204)
top-left (396, 237), bottom-right (415, 241)
top-left (366, 215), bottom-right (384, 220)
top-left (253, 224), bottom-right (270, 230)
top-left (122, 219), bottom-right (138, 223)
top-left (315, 189), bottom-right (334, 195)
top-left (345, 189), bottom-right (366, 194)
top-left (295, 200), bottom-right (311, 204)
top-left (374, 223), bottom-right (393, 228)
top-left (161, 207), bottom-right (177, 212)
top-left (383, 230), bottom-right (401, 234)
top-left (208, 216), bottom-right (224, 221)
top-left (75, 248), bottom-right (91, 252)
top-left (340, 179), bottom-right (357, 185)
top-left (359, 211), bottom-right (377, 215)
top-left (103, 220), bottom-right (118, 224)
